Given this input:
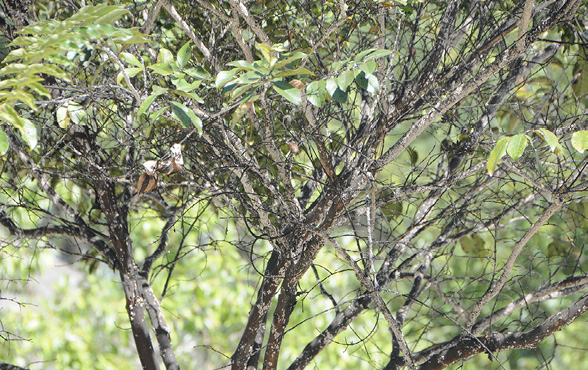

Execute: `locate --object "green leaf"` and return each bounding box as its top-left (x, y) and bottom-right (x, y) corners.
top-left (215, 69), bottom-right (238, 89)
top-left (95, 7), bottom-right (129, 25)
top-left (306, 80), bottom-right (327, 107)
top-left (487, 137), bottom-right (510, 175)
top-left (174, 78), bottom-right (201, 93)
top-left (120, 52), bottom-right (143, 68)
top-left (0, 105), bottom-right (24, 128)
top-left (506, 134), bottom-right (528, 161)
top-left (177, 42), bottom-right (192, 70)
top-left (571, 131), bottom-right (588, 154)
top-left (19, 118), bottom-right (37, 150)
top-left (330, 61), bottom-right (345, 73)
top-left (359, 61), bottom-right (377, 75)
top-left (272, 51), bottom-right (308, 70)
top-left (68, 102), bottom-right (86, 125)
top-left (2, 90), bottom-right (37, 110)
top-left (535, 128), bottom-right (563, 155)
top-left (326, 78), bottom-right (348, 103)
top-left (185, 66), bottom-right (211, 79)
top-left (353, 48), bottom-right (393, 63)
top-left (230, 83), bottom-right (259, 102)
top-left (366, 74), bottom-right (380, 94)
top-left (236, 71), bottom-right (263, 84)
top-left (169, 101), bottom-right (201, 132)
top-left (117, 67), bottom-right (143, 84)
top-left (256, 42), bottom-right (273, 63)
top-left (152, 85), bottom-right (167, 95)
top-left (459, 234), bottom-right (488, 257)
top-left (158, 48), bottom-right (174, 64)
top-left (149, 62), bottom-right (174, 76)
top-left (0, 129), bottom-right (8, 154)
top-left (572, 57), bottom-right (588, 108)
top-left (174, 90), bottom-right (204, 104)
top-left (362, 49), bottom-right (393, 61)
top-left (407, 146), bottom-right (419, 166)
top-left (337, 71), bottom-right (355, 91)
top-left (272, 80), bottom-right (301, 105)
top-left (355, 71), bottom-right (369, 90)
top-left (56, 105), bottom-right (70, 128)
top-left (273, 67), bottom-right (315, 78)
top-left (226, 60), bottom-right (257, 71)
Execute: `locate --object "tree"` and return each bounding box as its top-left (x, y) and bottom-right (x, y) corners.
top-left (1, 0), bottom-right (588, 369)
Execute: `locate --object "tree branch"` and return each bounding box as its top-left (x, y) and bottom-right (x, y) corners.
top-left (418, 292), bottom-right (588, 370)
top-left (464, 196), bottom-right (563, 330)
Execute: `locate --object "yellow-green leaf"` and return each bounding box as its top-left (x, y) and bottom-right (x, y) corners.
top-left (571, 131), bottom-right (588, 154)
top-left (535, 128), bottom-right (563, 155)
top-left (177, 42), bottom-right (192, 70)
top-left (19, 119), bottom-right (37, 149)
top-left (56, 104), bottom-right (70, 128)
top-left (506, 134), bottom-right (528, 161)
top-left (487, 137), bottom-right (509, 175)
top-left (68, 102), bottom-right (86, 125)
top-left (0, 129), bottom-right (8, 154)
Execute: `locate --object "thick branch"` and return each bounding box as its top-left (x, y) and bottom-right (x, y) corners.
top-left (418, 292), bottom-right (588, 370)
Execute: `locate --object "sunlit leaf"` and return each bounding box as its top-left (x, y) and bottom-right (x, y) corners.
top-left (359, 61), bottom-right (377, 75)
top-left (354, 48), bottom-right (393, 63)
top-left (571, 131), bottom-right (588, 154)
top-left (236, 71), bottom-right (263, 84)
top-left (487, 136), bottom-right (509, 175)
top-left (306, 80), bottom-right (327, 107)
top-left (337, 71), bottom-right (355, 91)
top-left (326, 78), bottom-right (348, 103)
top-left (19, 118), bottom-right (37, 150)
top-left (0, 129), bottom-right (8, 154)
top-left (56, 105), bottom-right (70, 128)
top-left (535, 128), bottom-right (563, 155)
top-left (272, 51), bottom-right (308, 70)
top-left (0, 105), bottom-right (24, 128)
top-left (272, 80), bottom-right (301, 105)
top-left (92, 7), bottom-right (130, 25)
top-left (366, 73), bottom-right (380, 94)
top-left (363, 49), bottom-right (393, 61)
top-left (506, 134), bottom-right (528, 161)
top-left (149, 62), bottom-right (174, 76)
top-left (215, 69), bottom-right (238, 89)
top-left (177, 42), bottom-right (192, 70)
top-left (256, 42), bottom-right (273, 63)
top-left (158, 48), bottom-right (174, 64)
top-left (68, 102), bottom-right (86, 125)
top-left (120, 52), bottom-right (143, 68)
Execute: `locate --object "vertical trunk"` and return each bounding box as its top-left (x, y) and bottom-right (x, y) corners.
top-left (69, 124), bottom-right (161, 369)
top-left (121, 269), bottom-right (160, 370)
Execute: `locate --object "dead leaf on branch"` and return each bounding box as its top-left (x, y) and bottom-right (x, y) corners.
top-left (137, 143), bottom-right (185, 194)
